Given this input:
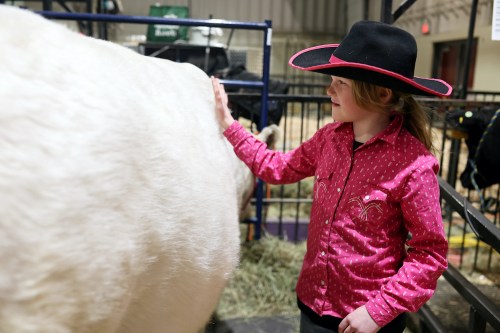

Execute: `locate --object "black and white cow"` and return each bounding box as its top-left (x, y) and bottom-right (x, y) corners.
top-left (447, 105), bottom-right (500, 190)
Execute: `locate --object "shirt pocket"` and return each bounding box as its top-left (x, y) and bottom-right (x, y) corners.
top-left (347, 185), bottom-right (389, 225)
top-left (313, 168), bottom-right (333, 205)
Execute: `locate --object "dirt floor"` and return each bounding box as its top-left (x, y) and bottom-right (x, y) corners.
top-left (420, 275), bottom-right (500, 333)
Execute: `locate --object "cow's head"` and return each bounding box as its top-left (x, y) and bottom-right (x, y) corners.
top-left (446, 107), bottom-right (496, 140)
top-left (446, 106), bottom-right (500, 189)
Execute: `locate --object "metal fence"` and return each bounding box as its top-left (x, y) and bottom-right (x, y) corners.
top-left (416, 178), bottom-right (500, 333)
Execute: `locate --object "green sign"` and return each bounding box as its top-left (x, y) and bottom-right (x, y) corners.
top-left (147, 5), bottom-right (189, 42)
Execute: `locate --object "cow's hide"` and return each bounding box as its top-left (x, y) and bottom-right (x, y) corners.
top-left (446, 106), bottom-right (500, 189)
top-left (0, 5), bottom-right (280, 333)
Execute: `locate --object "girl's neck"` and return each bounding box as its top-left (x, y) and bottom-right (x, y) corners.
top-left (352, 113), bottom-right (391, 143)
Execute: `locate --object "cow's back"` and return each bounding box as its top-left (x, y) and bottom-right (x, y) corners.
top-left (0, 5), bottom-right (240, 333)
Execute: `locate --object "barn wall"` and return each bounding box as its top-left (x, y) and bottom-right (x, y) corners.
top-left (385, 0), bottom-right (499, 93)
top-left (119, 0), bottom-right (345, 35)
top-left (113, 0), bottom-right (348, 79)
top-left (342, 0), bottom-right (500, 93)
top-left (12, 0), bottom-right (500, 91)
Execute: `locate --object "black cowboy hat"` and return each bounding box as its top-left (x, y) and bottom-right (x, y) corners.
top-left (289, 20), bottom-right (452, 97)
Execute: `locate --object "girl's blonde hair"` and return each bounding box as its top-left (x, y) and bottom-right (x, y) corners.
top-left (351, 80), bottom-right (434, 152)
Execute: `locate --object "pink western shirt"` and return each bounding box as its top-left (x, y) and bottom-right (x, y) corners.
top-left (223, 115), bottom-right (448, 327)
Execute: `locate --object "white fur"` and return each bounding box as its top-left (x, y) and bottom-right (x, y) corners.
top-left (0, 5), bottom-right (280, 333)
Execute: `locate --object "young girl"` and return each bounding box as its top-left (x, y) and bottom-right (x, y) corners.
top-left (212, 20), bottom-right (451, 333)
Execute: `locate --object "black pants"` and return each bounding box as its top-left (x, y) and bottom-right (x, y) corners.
top-left (299, 309), bottom-right (407, 333)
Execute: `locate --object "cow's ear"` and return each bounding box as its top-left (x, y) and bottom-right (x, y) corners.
top-left (256, 125), bottom-right (281, 149)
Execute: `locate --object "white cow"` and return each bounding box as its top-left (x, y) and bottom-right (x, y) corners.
top-left (0, 5), bottom-right (278, 333)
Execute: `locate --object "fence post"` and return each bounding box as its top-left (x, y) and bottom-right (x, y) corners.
top-left (254, 19), bottom-right (273, 240)
top-left (446, 138), bottom-right (462, 188)
top-left (469, 306), bottom-right (487, 333)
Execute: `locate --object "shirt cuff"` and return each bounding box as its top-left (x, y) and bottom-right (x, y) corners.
top-left (365, 296), bottom-right (400, 328)
top-left (223, 121), bottom-right (248, 146)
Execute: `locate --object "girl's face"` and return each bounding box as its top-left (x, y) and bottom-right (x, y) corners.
top-left (326, 76), bottom-right (373, 123)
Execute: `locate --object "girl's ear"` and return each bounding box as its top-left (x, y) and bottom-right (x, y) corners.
top-left (379, 87), bottom-right (393, 104)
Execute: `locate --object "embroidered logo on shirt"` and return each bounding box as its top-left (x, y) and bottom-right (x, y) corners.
top-left (348, 196), bottom-right (383, 221)
top-left (315, 181), bottom-right (327, 200)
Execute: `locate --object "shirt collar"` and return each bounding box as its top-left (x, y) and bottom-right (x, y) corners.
top-left (377, 115), bottom-right (403, 145)
top-left (332, 115), bottom-right (403, 146)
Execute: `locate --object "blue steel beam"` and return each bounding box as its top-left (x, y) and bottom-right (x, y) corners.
top-left (36, 11), bottom-right (269, 30)
top-left (253, 19), bottom-right (272, 240)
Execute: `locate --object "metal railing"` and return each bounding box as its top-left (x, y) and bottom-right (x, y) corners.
top-left (417, 178), bottom-right (500, 333)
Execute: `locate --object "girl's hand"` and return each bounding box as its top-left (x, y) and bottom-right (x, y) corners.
top-left (211, 76), bottom-right (235, 130)
top-left (338, 305), bottom-right (380, 333)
